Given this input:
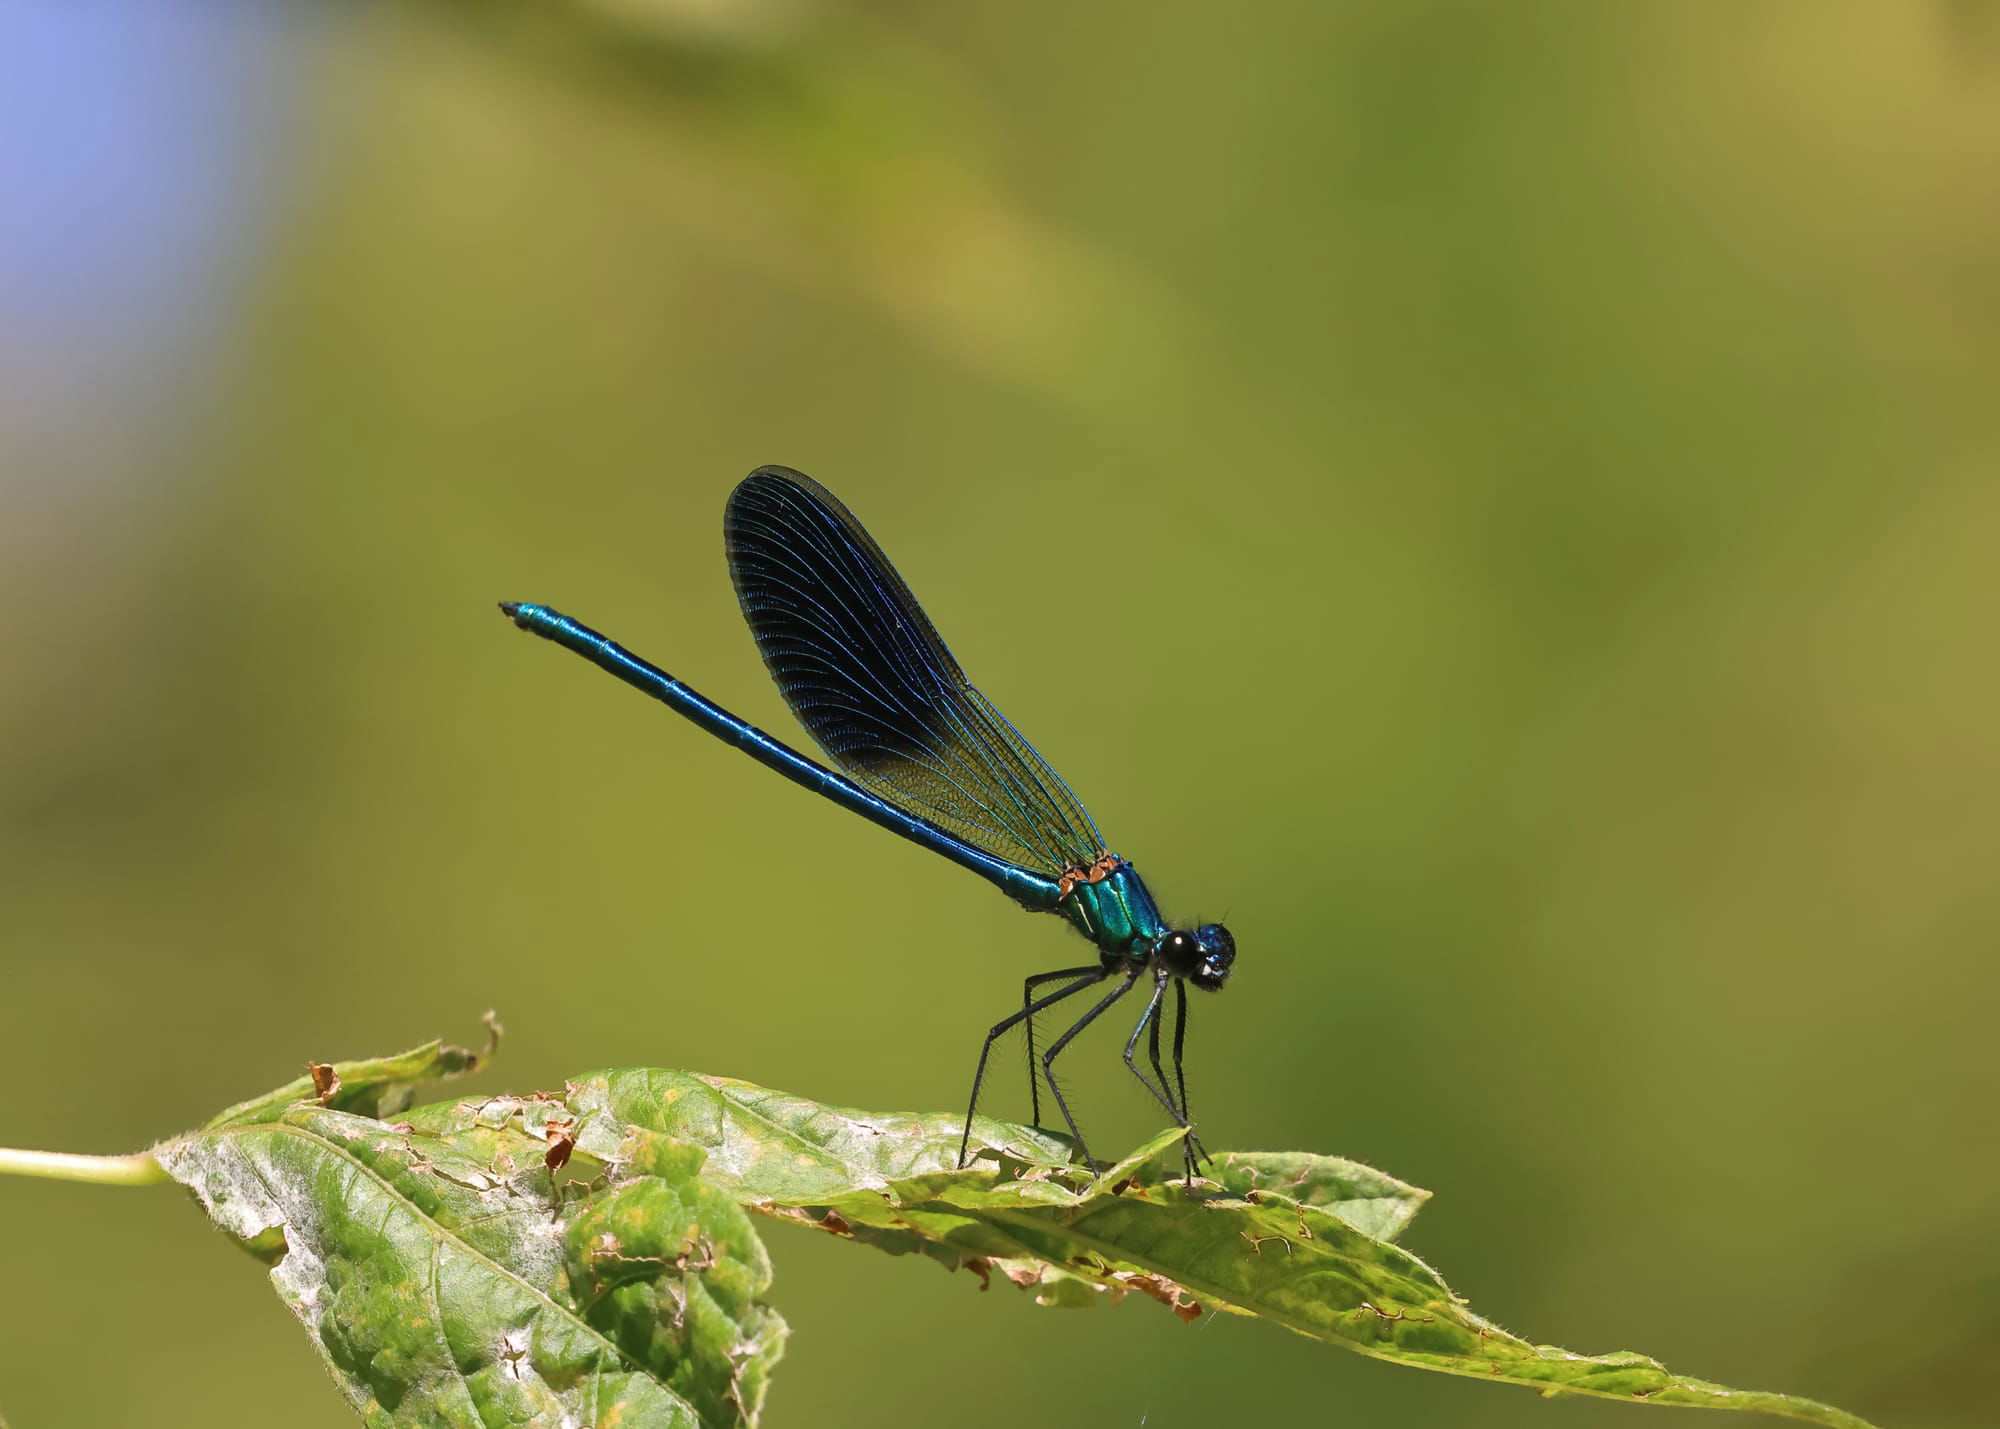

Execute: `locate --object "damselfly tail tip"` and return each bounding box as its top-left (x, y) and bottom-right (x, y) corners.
top-left (497, 601), bottom-right (523, 621)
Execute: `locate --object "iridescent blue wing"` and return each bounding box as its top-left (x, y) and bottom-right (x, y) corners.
top-left (724, 467), bottom-right (1104, 877)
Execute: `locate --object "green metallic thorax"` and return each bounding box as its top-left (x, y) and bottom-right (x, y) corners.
top-left (1059, 860), bottom-right (1167, 961)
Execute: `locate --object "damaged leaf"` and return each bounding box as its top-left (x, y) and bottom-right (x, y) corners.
top-left (201, 1017), bottom-right (495, 1129)
top-left (156, 1076), bottom-right (783, 1428)
top-left (553, 1068), bottom-right (1874, 1429)
top-left (306, 1063), bottom-right (341, 1103)
top-left (149, 1042), bottom-right (1875, 1429)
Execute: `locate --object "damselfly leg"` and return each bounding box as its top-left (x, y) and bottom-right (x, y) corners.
top-left (1022, 965), bottom-right (1092, 1125)
top-left (958, 966), bottom-right (1103, 1169)
top-left (1125, 969), bottom-right (1203, 1183)
top-left (1038, 968), bottom-right (1143, 1172)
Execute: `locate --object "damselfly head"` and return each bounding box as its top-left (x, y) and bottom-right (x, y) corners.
top-left (1191, 923), bottom-right (1235, 990)
top-left (1160, 924), bottom-right (1235, 989)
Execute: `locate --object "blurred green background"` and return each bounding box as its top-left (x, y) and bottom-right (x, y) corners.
top-left (2, 3), bottom-right (1996, 1426)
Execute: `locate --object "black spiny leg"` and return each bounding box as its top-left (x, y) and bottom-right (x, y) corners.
top-left (1171, 978), bottom-right (1211, 1172)
top-left (1021, 966), bottom-right (1089, 1126)
top-left (1146, 992), bottom-right (1174, 1116)
top-left (1039, 968), bottom-right (1143, 1174)
top-left (1145, 989), bottom-right (1204, 1180)
top-left (1123, 970), bottom-right (1198, 1184)
top-left (1122, 969), bottom-right (1181, 1121)
top-left (959, 967), bottom-right (1103, 1169)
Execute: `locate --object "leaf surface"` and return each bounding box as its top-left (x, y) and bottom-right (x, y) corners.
top-left (558, 1068), bottom-right (1874, 1428)
top-left (154, 1046), bottom-right (1875, 1429)
top-left (157, 1049), bottom-right (783, 1428)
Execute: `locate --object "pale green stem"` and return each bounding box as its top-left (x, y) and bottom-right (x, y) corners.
top-left (0, 1145), bottom-right (170, 1186)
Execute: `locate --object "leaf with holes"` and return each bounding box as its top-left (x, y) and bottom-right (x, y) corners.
top-left (138, 1043), bottom-right (1878, 1429)
top-left (155, 1049), bottom-right (783, 1429)
top-left (549, 1067), bottom-right (1875, 1429)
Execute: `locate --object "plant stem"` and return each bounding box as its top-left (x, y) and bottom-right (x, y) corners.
top-left (0, 1145), bottom-right (170, 1186)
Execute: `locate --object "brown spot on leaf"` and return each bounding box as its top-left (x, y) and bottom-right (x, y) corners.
top-left (963, 1255), bottom-right (994, 1290)
top-left (817, 1209), bottom-right (852, 1236)
top-left (1351, 1301), bottom-right (1432, 1325)
top-left (308, 1063), bottom-right (341, 1103)
top-left (498, 1328), bottom-right (529, 1378)
top-left (673, 1229), bottom-right (718, 1275)
top-left (543, 1116), bottom-right (577, 1171)
top-left (1121, 1271), bottom-right (1203, 1323)
top-left (1241, 1230), bottom-right (1293, 1256)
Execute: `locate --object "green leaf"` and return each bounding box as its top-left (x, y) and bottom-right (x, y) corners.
top-left (149, 1043), bottom-right (1876, 1429)
top-left (556, 1067), bottom-right (1875, 1429)
top-left (199, 1018), bottom-right (497, 1130)
top-left (156, 1058), bottom-right (784, 1428)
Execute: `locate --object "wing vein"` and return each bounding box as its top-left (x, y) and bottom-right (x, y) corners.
top-left (723, 469), bottom-right (1103, 875)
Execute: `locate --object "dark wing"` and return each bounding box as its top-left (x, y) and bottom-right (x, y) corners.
top-left (724, 467), bottom-right (1104, 876)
